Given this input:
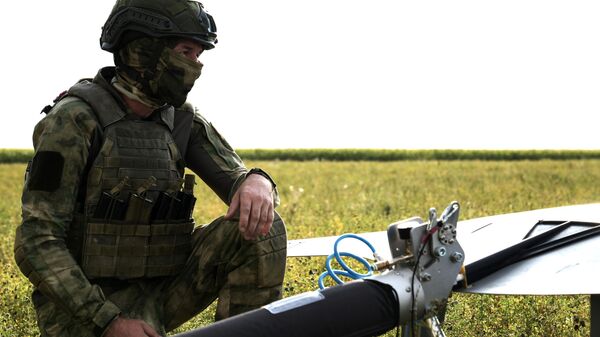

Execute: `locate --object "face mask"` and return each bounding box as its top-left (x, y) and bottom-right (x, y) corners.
top-left (114, 38), bottom-right (203, 108)
top-left (151, 47), bottom-right (203, 107)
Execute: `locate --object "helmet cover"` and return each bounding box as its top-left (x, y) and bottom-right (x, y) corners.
top-left (100, 0), bottom-right (217, 52)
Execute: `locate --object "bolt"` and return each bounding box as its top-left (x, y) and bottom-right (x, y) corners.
top-left (419, 273), bottom-right (432, 281)
top-left (449, 239), bottom-right (455, 244)
top-left (405, 287), bottom-right (412, 292)
top-left (434, 247), bottom-right (447, 257)
top-left (451, 252), bottom-right (464, 263)
top-left (443, 225), bottom-right (449, 230)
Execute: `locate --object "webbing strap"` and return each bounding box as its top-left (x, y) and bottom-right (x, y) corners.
top-left (86, 221), bottom-right (194, 236)
top-left (82, 220), bottom-right (193, 279)
top-left (101, 178), bottom-right (173, 191)
top-left (83, 258), bottom-right (188, 279)
top-left (83, 241), bottom-right (192, 256)
top-left (103, 157), bottom-right (177, 171)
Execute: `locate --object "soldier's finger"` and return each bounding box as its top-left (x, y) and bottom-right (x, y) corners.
top-left (256, 204), bottom-right (269, 236)
top-left (225, 192), bottom-right (240, 220)
top-left (246, 202), bottom-right (262, 240)
top-left (255, 202), bottom-right (268, 237)
top-left (238, 196), bottom-right (252, 236)
top-left (260, 204), bottom-right (274, 236)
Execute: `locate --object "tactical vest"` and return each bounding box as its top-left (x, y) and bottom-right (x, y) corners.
top-left (67, 80), bottom-right (196, 280)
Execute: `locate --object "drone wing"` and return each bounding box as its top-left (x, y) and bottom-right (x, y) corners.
top-left (456, 203), bottom-right (600, 295)
top-left (287, 203), bottom-right (600, 295)
top-left (287, 230), bottom-right (390, 260)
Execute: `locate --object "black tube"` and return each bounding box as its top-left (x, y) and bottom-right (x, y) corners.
top-left (462, 221), bottom-right (570, 285)
top-left (174, 280), bottom-right (399, 337)
top-left (461, 221), bottom-right (600, 287)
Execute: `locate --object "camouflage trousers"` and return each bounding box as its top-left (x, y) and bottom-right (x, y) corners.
top-left (33, 213), bottom-right (287, 336)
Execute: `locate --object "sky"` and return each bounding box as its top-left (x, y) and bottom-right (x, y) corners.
top-left (1, 0), bottom-right (599, 150)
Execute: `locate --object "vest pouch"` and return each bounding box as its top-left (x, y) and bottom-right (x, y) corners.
top-left (92, 191), bottom-right (129, 221)
top-left (151, 192), bottom-right (195, 221)
top-left (151, 192), bottom-right (179, 221)
top-left (124, 194), bottom-right (154, 224)
top-left (81, 218), bottom-right (194, 279)
top-left (145, 219), bottom-right (194, 277)
top-left (177, 191), bottom-right (196, 221)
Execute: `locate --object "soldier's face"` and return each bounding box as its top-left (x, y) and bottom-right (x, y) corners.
top-left (173, 39), bottom-right (204, 64)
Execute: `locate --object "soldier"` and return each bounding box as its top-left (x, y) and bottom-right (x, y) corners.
top-left (14, 1), bottom-right (287, 336)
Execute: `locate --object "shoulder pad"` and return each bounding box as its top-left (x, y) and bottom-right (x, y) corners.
top-left (40, 90), bottom-right (70, 114)
top-left (47, 96), bottom-right (96, 117)
top-left (68, 81), bottom-right (125, 129)
top-left (36, 96), bottom-right (99, 141)
top-left (192, 111), bottom-right (236, 153)
top-left (189, 109), bottom-right (243, 168)
top-left (39, 76), bottom-right (93, 115)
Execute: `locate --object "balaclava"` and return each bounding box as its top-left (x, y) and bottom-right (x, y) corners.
top-left (113, 37), bottom-right (203, 109)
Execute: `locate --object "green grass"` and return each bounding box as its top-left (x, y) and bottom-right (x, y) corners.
top-left (238, 149), bottom-right (600, 161)
top-left (2, 160), bottom-right (599, 336)
top-left (0, 150), bottom-right (34, 164)
top-left (4, 148), bottom-right (600, 163)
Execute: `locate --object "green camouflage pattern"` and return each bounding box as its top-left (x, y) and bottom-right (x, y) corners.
top-left (113, 37), bottom-right (203, 108)
top-left (154, 46), bottom-right (203, 107)
top-left (15, 68), bottom-right (283, 336)
top-left (79, 102), bottom-right (192, 279)
top-left (31, 215), bottom-right (286, 336)
top-left (15, 96), bottom-right (122, 333)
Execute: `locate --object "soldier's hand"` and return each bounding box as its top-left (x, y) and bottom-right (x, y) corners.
top-left (225, 173), bottom-right (274, 240)
top-left (104, 316), bottom-right (162, 337)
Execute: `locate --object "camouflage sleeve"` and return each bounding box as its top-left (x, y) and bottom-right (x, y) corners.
top-left (185, 111), bottom-right (280, 206)
top-left (14, 97), bottom-right (121, 333)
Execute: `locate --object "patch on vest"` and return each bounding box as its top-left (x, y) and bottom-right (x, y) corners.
top-left (28, 151), bottom-right (64, 192)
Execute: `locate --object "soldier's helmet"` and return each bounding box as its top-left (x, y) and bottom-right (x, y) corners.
top-left (100, 0), bottom-right (217, 52)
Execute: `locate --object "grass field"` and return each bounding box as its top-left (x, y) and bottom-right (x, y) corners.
top-left (4, 148), bottom-right (600, 163)
top-left (1, 160), bottom-right (599, 336)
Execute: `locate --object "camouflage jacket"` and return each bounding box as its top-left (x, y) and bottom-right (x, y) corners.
top-left (14, 67), bottom-right (279, 333)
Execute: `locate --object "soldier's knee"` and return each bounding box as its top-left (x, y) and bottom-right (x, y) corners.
top-left (270, 211), bottom-right (286, 240)
top-left (254, 211), bottom-right (286, 289)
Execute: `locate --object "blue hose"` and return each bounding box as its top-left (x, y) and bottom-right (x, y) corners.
top-left (318, 233), bottom-right (377, 289)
